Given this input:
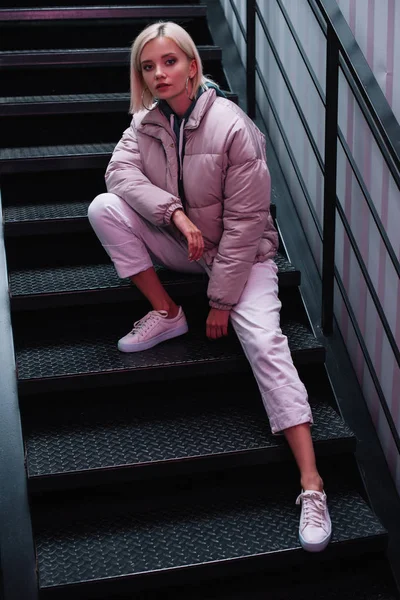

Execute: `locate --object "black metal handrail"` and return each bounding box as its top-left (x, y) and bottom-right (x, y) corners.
top-left (230, 0), bottom-right (400, 445)
top-left (321, 23), bottom-right (339, 334)
top-left (227, 0), bottom-right (256, 118)
top-left (310, 0), bottom-right (400, 186)
top-left (275, 0), bottom-right (325, 105)
top-left (255, 65), bottom-right (323, 240)
top-left (334, 269), bottom-right (400, 455)
top-left (306, 0), bottom-right (400, 340)
top-left (255, 7), bottom-right (325, 174)
top-left (0, 189), bottom-right (38, 600)
top-left (241, 0), bottom-right (400, 351)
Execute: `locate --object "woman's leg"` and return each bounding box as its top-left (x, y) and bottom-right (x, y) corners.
top-left (284, 423), bottom-right (323, 491)
top-left (229, 260), bottom-right (313, 437)
top-left (131, 267), bottom-right (179, 318)
top-left (229, 260), bottom-right (331, 552)
top-left (88, 193), bottom-right (203, 351)
top-left (88, 191), bottom-right (203, 279)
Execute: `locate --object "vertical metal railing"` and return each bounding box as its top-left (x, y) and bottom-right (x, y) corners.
top-left (244, 0), bottom-right (338, 333)
top-left (321, 24), bottom-right (339, 335)
top-left (246, 0), bottom-right (256, 118)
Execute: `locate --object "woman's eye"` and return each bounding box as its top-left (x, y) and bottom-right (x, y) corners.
top-left (142, 65), bottom-right (153, 72)
top-left (166, 58), bottom-right (176, 66)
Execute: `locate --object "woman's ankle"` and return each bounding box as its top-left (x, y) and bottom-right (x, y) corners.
top-left (152, 301), bottom-right (179, 318)
top-left (300, 473), bottom-right (324, 492)
top-left (166, 303), bottom-right (179, 319)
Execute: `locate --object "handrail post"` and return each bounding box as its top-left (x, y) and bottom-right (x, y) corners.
top-left (322, 23), bottom-right (339, 335)
top-left (246, 0), bottom-right (256, 118)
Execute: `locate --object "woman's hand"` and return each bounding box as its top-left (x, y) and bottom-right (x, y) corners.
top-left (206, 308), bottom-right (230, 339)
top-left (172, 209), bottom-right (204, 261)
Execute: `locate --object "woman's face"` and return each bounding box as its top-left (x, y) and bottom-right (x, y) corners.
top-left (140, 36), bottom-right (197, 113)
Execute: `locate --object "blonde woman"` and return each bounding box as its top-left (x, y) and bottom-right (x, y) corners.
top-left (88, 21), bottom-right (332, 553)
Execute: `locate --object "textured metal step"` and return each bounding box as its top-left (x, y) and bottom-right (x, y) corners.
top-left (0, 5), bottom-right (207, 23)
top-left (4, 199), bottom-right (275, 236)
top-left (0, 45), bottom-right (221, 69)
top-left (4, 200), bottom-right (91, 236)
top-left (9, 252), bottom-right (299, 310)
top-left (122, 557), bottom-right (400, 600)
top-left (0, 143), bottom-right (113, 174)
top-left (32, 479), bottom-right (386, 598)
top-left (24, 393), bottom-right (355, 492)
top-left (0, 88), bottom-right (238, 116)
top-left (0, 92), bottom-right (130, 116)
top-left (15, 318), bottom-right (325, 395)
top-left (4, 0), bottom-right (201, 6)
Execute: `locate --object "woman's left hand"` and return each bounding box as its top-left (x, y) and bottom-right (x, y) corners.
top-left (206, 308), bottom-right (231, 339)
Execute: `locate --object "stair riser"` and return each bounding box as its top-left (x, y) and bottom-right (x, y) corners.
top-left (1, 113), bottom-right (130, 148)
top-left (0, 153), bottom-right (110, 174)
top-left (0, 17), bottom-right (212, 52)
top-left (0, 60), bottom-right (229, 99)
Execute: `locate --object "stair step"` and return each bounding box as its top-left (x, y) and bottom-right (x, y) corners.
top-left (32, 475), bottom-right (387, 598)
top-left (15, 317), bottom-right (325, 395)
top-left (0, 46), bottom-right (231, 97)
top-left (24, 387), bottom-right (355, 492)
top-left (4, 0), bottom-right (201, 6)
top-left (0, 143), bottom-right (113, 173)
top-left (0, 7), bottom-right (212, 53)
top-left (5, 194), bottom-right (272, 235)
top-left (9, 252), bottom-right (299, 310)
top-left (0, 5), bottom-right (207, 23)
top-left (100, 556), bottom-right (400, 600)
top-left (0, 45), bottom-right (221, 69)
top-left (0, 92), bottom-right (130, 115)
top-left (0, 88), bottom-right (238, 116)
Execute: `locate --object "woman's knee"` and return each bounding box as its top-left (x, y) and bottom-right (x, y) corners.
top-left (87, 192), bottom-right (121, 228)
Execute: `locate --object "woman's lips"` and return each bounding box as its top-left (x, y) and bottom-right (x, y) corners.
top-left (156, 84), bottom-right (170, 90)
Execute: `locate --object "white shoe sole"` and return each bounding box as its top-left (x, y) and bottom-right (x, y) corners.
top-left (299, 530), bottom-right (332, 553)
top-left (118, 322), bottom-right (189, 353)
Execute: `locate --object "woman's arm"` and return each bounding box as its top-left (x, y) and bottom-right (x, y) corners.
top-left (207, 123), bottom-right (271, 310)
top-left (105, 120), bottom-right (183, 226)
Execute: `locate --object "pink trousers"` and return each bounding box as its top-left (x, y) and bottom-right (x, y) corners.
top-left (88, 193), bottom-right (313, 434)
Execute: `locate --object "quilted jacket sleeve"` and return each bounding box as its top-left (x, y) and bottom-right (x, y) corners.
top-left (105, 120), bottom-right (183, 226)
top-left (207, 121), bottom-right (271, 310)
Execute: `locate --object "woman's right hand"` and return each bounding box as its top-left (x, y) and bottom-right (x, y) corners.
top-left (172, 209), bottom-right (204, 262)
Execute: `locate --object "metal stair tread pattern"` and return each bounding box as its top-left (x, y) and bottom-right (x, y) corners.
top-left (0, 92), bottom-right (130, 104)
top-left (34, 486), bottom-right (386, 589)
top-left (0, 143), bottom-right (115, 160)
top-left (4, 200), bottom-right (90, 224)
top-left (9, 253), bottom-right (296, 298)
top-left (143, 560), bottom-right (400, 600)
top-left (5, 190), bottom-right (259, 227)
top-left (0, 44), bottom-right (220, 67)
top-left (0, 5), bottom-right (208, 21)
top-left (15, 320), bottom-right (324, 383)
top-left (25, 399), bottom-right (354, 477)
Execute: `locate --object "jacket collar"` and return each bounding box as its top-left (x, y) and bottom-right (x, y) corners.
top-left (138, 88), bottom-right (217, 133)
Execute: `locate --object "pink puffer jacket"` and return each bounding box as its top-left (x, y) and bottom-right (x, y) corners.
top-left (105, 88), bottom-right (278, 310)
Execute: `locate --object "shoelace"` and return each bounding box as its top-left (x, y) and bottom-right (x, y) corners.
top-left (130, 310), bottom-right (167, 335)
top-left (296, 492), bottom-right (326, 528)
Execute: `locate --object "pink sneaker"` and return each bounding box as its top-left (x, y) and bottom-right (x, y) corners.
top-left (118, 307), bottom-right (188, 353)
top-left (296, 490), bottom-right (332, 552)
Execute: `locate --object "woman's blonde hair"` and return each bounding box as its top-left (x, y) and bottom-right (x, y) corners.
top-left (130, 21), bottom-right (218, 113)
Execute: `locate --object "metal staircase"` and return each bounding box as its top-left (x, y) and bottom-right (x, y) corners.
top-left (0, 1), bottom-right (398, 598)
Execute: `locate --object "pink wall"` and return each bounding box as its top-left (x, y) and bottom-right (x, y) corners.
top-left (336, 0), bottom-right (399, 123)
